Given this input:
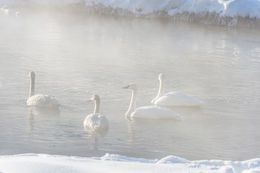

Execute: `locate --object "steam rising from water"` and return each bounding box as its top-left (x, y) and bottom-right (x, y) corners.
top-left (0, 8), bottom-right (260, 160)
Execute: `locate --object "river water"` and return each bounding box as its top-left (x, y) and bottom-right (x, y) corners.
top-left (0, 10), bottom-right (260, 160)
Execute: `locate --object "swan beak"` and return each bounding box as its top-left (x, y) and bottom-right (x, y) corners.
top-left (122, 85), bottom-right (129, 89)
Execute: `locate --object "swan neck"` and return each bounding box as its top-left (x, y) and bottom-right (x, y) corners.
top-left (29, 75), bottom-right (35, 97)
top-left (158, 78), bottom-right (163, 97)
top-left (94, 98), bottom-right (100, 114)
top-left (152, 78), bottom-right (163, 103)
top-left (125, 89), bottom-right (136, 118)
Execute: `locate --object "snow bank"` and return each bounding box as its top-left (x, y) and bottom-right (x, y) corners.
top-left (0, 0), bottom-right (260, 26)
top-left (83, 0), bottom-right (260, 26)
top-left (85, 0), bottom-right (260, 19)
top-left (0, 154), bottom-right (260, 173)
top-left (0, 0), bottom-right (260, 19)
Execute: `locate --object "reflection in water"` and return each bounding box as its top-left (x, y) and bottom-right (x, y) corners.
top-left (165, 106), bottom-right (203, 117)
top-left (29, 107), bottom-right (60, 116)
top-left (127, 120), bottom-right (135, 144)
top-left (28, 107), bottom-right (60, 131)
top-left (84, 128), bottom-right (108, 151)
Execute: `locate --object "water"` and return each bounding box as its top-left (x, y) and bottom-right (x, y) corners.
top-left (0, 10), bottom-right (260, 160)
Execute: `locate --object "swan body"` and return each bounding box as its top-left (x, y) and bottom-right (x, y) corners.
top-left (84, 113), bottom-right (109, 132)
top-left (123, 84), bottom-right (180, 120)
top-left (131, 106), bottom-right (180, 120)
top-left (27, 94), bottom-right (59, 108)
top-left (152, 73), bottom-right (203, 107)
top-left (154, 92), bottom-right (203, 107)
top-left (84, 95), bottom-right (109, 132)
top-left (26, 72), bottom-right (59, 108)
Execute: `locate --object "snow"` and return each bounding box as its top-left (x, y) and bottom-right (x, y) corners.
top-left (0, 0), bottom-right (260, 19)
top-left (0, 0), bottom-right (260, 26)
top-left (0, 153), bottom-right (260, 173)
top-left (84, 0), bottom-right (260, 19)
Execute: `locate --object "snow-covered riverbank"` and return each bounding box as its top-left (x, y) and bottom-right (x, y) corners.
top-left (0, 154), bottom-right (260, 173)
top-left (1, 0), bottom-right (260, 26)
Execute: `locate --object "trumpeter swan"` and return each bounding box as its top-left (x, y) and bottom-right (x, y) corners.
top-left (151, 73), bottom-right (203, 107)
top-left (123, 84), bottom-right (180, 120)
top-left (84, 95), bottom-right (109, 132)
top-left (26, 72), bottom-right (60, 108)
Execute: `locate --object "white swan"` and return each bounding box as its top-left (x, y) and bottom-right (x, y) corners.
top-left (123, 84), bottom-right (180, 120)
top-left (26, 71), bottom-right (60, 108)
top-left (84, 94), bottom-right (109, 132)
top-left (151, 73), bottom-right (203, 107)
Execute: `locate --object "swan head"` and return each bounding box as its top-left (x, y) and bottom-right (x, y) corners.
top-left (90, 94), bottom-right (100, 102)
top-left (122, 83), bottom-right (137, 91)
top-left (158, 73), bottom-right (164, 81)
top-left (29, 71), bottom-right (35, 79)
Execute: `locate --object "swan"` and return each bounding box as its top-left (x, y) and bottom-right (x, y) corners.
top-left (26, 71), bottom-right (60, 108)
top-left (123, 84), bottom-right (180, 120)
top-left (151, 73), bottom-right (203, 107)
top-left (84, 94), bottom-right (109, 132)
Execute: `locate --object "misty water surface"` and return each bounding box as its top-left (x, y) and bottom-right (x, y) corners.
top-left (0, 11), bottom-right (260, 160)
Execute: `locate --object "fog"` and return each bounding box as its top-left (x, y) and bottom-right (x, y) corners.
top-left (0, 6), bottom-right (260, 160)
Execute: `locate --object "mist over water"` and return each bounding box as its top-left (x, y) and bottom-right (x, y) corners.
top-left (0, 8), bottom-right (260, 160)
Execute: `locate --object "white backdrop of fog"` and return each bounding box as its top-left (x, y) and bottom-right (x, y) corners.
top-left (0, 9), bottom-right (260, 160)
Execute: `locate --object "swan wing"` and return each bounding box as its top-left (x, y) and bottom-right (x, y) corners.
top-left (131, 106), bottom-right (180, 120)
top-left (154, 92), bottom-right (203, 107)
top-left (84, 114), bottom-right (109, 131)
top-left (27, 94), bottom-right (60, 108)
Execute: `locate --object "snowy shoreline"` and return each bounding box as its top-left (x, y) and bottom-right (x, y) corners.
top-left (0, 153), bottom-right (260, 173)
top-left (1, 0), bottom-right (260, 27)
